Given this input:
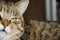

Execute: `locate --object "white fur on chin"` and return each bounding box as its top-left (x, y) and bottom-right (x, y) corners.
top-left (0, 25), bottom-right (11, 39)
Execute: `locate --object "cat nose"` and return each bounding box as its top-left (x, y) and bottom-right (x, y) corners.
top-left (2, 19), bottom-right (10, 27)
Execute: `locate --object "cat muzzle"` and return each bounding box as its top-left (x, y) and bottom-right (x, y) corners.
top-left (2, 19), bottom-right (11, 27)
top-left (0, 19), bottom-right (11, 33)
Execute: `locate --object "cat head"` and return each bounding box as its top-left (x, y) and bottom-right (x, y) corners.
top-left (0, 0), bottom-right (29, 39)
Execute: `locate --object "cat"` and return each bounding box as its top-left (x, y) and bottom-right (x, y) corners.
top-left (0, 0), bottom-right (29, 40)
top-left (27, 20), bottom-right (60, 40)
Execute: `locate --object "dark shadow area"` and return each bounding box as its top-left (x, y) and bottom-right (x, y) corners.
top-left (23, 0), bottom-right (46, 21)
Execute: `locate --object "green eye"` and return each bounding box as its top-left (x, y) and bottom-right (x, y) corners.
top-left (11, 18), bottom-right (17, 19)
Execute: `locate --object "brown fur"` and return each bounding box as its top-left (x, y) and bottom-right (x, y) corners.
top-left (26, 20), bottom-right (60, 40)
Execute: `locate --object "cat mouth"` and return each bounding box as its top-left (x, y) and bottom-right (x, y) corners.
top-left (0, 30), bottom-right (8, 35)
top-left (0, 30), bottom-right (7, 34)
top-left (0, 26), bottom-right (11, 39)
top-left (0, 30), bottom-right (7, 33)
top-left (0, 24), bottom-right (13, 39)
top-left (0, 24), bottom-right (11, 34)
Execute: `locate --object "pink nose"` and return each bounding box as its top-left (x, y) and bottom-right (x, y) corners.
top-left (2, 19), bottom-right (10, 27)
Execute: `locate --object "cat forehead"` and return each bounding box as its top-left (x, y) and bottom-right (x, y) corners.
top-left (0, 0), bottom-right (29, 16)
top-left (0, 4), bottom-right (18, 14)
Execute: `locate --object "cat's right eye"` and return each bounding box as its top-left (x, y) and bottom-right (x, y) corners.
top-left (11, 18), bottom-right (17, 19)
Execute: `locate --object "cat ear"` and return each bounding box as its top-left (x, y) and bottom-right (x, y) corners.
top-left (15, 0), bottom-right (29, 15)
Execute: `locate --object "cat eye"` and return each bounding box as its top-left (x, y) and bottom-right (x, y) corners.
top-left (11, 18), bottom-right (17, 19)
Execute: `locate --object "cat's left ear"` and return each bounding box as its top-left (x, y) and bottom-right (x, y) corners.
top-left (15, 0), bottom-right (29, 15)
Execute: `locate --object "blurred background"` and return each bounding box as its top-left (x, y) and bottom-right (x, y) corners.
top-left (3, 0), bottom-right (60, 21)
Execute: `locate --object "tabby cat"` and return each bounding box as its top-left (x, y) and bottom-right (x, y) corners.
top-left (0, 0), bottom-right (29, 40)
top-left (28, 20), bottom-right (60, 40)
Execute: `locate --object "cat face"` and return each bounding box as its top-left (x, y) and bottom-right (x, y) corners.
top-left (0, 0), bottom-right (29, 40)
top-left (0, 1), bottom-right (24, 40)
